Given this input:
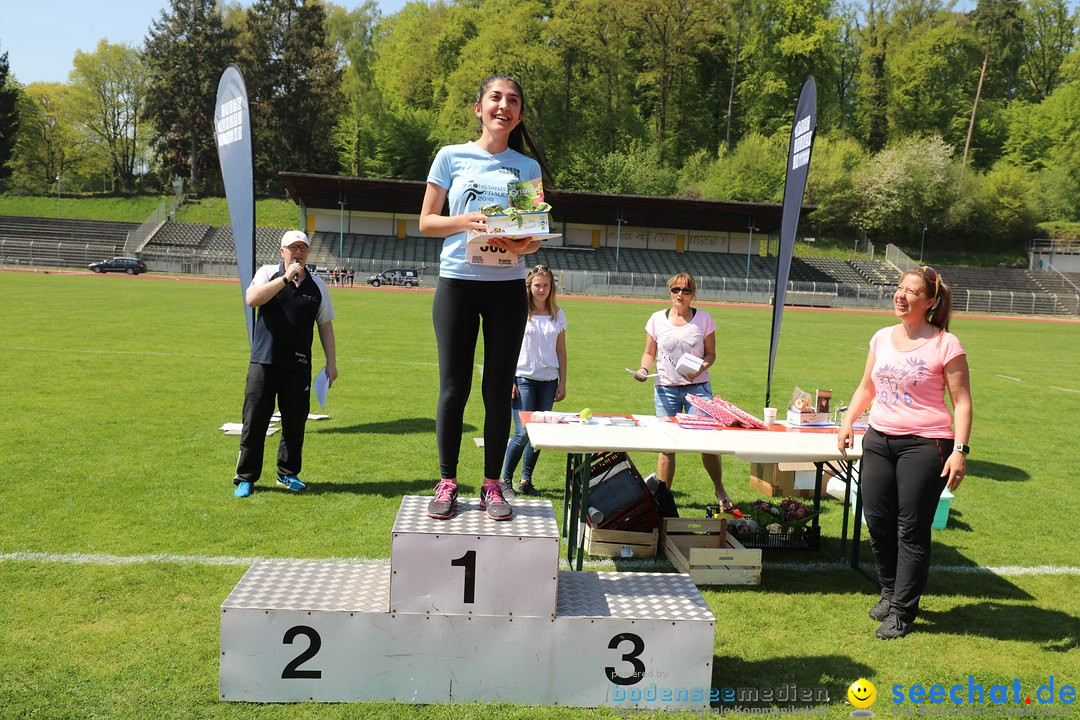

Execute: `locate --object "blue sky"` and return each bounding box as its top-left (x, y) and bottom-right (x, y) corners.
top-left (0, 0), bottom-right (408, 86)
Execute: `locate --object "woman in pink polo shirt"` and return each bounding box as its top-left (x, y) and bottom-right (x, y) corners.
top-left (838, 266), bottom-right (972, 640)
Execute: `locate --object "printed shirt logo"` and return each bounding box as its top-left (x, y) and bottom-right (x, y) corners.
top-left (658, 324), bottom-right (704, 371)
top-left (462, 182), bottom-right (482, 204)
top-left (873, 358), bottom-right (927, 407)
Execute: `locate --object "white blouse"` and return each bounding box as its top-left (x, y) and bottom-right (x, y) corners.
top-left (515, 308), bottom-right (567, 381)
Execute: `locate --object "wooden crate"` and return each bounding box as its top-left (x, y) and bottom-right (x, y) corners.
top-left (584, 525), bottom-right (659, 558)
top-left (661, 518), bottom-right (762, 586)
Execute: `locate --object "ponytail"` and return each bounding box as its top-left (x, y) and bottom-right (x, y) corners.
top-left (928, 280), bottom-right (952, 331)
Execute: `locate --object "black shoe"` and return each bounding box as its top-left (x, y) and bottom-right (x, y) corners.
top-left (869, 597), bottom-right (891, 621)
top-left (501, 479), bottom-right (517, 501)
top-left (479, 481), bottom-right (513, 521)
top-left (517, 479), bottom-right (541, 496)
top-left (876, 613), bottom-right (912, 639)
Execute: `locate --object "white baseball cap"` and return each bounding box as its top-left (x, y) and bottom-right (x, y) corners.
top-left (281, 230), bottom-right (310, 248)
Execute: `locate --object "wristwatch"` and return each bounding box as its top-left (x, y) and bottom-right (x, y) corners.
top-left (954, 443), bottom-right (970, 455)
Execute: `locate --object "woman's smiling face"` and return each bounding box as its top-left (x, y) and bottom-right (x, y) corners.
top-left (894, 272), bottom-right (933, 320)
top-left (474, 79), bottom-right (523, 135)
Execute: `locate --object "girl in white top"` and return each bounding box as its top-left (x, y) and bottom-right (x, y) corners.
top-left (500, 265), bottom-right (567, 497)
top-left (634, 273), bottom-right (732, 511)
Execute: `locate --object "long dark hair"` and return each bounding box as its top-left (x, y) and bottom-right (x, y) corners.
top-left (475, 75), bottom-right (552, 181)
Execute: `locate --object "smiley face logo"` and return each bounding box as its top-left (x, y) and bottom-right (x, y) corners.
top-left (848, 678), bottom-right (877, 709)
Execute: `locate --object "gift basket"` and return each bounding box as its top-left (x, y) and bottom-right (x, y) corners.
top-left (708, 498), bottom-right (820, 550)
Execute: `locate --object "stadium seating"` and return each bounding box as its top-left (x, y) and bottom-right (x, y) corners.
top-left (0, 215), bottom-right (137, 268)
top-left (4, 217), bottom-right (1075, 315)
top-left (935, 265), bottom-right (1044, 294)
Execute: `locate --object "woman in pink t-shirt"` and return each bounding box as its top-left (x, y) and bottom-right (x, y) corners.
top-left (838, 266), bottom-right (972, 640)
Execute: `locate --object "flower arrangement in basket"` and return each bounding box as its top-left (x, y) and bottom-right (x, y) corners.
top-left (744, 498), bottom-right (817, 535)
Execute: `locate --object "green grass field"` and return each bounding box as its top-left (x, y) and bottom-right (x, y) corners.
top-left (1, 270), bottom-right (1077, 719)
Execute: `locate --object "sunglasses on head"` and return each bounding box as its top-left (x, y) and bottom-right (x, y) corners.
top-left (531, 264), bottom-right (550, 273)
top-left (921, 265), bottom-right (940, 297)
top-left (670, 287), bottom-right (693, 295)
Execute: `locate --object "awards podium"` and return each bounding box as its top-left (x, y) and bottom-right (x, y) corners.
top-left (220, 496), bottom-right (715, 708)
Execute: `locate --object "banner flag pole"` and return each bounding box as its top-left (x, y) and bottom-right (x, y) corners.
top-left (214, 65), bottom-right (256, 346)
top-left (766, 76), bottom-right (817, 408)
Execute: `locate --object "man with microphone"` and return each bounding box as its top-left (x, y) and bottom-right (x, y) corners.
top-left (232, 230), bottom-right (338, 498)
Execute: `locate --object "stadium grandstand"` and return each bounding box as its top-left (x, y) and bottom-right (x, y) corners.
top-left (3, 174), bottom-right (1078, 317)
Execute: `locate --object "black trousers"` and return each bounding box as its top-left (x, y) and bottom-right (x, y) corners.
top-left (234, 363), bottom-right (311, 484)
top-left (432, 277), bottom-right (528, 480)
top-left (861, 426), bottom-right (952, 621)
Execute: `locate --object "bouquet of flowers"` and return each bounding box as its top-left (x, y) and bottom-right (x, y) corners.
top-left (747, 498), bottom-right (817, 535)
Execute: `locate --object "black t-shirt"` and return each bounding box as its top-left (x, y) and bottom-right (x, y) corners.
top-left (249, 264), bottom-right (331, 371)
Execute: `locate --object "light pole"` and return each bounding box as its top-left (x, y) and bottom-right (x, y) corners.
top-left (919, 224), bottom-right (927, 263)
top-left (338, 196), bottom-right (346, 263)
top-left (745, 219), bottom-right (757, 279)
top-left (56, 174), bottom-right (61, 218)
top-left (615, 211), bottom-right (625, 274)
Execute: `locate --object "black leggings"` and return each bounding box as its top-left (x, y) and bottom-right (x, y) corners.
top-left (432, 277), bottom-right (528, 480)
top-left (860, 426), bottom-right (952, 622)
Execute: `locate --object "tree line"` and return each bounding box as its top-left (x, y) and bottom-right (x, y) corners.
top-left (0, 0), bottom-right (1077, 255)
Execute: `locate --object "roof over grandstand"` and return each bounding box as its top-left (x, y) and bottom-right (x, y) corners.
top-left (279, 172), bottom-right (809, 234)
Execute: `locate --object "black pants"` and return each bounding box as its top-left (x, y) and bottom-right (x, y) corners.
top-left (861, 426), bottom-right (952, 621)
top-left (432, 277), bottom-right (528, 480)
top-left (234, 363), bottom-right (311, 484)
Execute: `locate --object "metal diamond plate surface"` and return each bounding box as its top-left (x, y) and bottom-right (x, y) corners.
top-left (556, 571), bottom-right (715, 621)
top-left (393, 495), bottom-right (558, 538)
top-left (221, 561), bottom-right (389, 612)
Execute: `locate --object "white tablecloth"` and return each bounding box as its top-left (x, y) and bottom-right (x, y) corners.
top-left (525, 416), bottom-right (862, 464)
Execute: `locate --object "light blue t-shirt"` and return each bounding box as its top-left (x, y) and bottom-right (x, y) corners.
top-left (426, 141), bottom-right (542, 280)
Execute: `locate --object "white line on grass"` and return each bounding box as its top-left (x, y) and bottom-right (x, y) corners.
top-left (3, 551), bottom-right (1078, 576)
top-left (1050, 386), bottom-right (1080, 393)
top-left (996, 374), bottom-right (1024, 382)
top-left (0, 551), bottom-right (387, 567)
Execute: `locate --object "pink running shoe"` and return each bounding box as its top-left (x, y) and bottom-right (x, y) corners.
top-left (427, 480), bottom-right (459, 520)
top-left (479, 481), bottom-right (514, 521)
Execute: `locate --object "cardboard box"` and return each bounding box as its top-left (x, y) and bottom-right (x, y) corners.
top-left (584, 526), bottom-right (658, 558)
top-left (675, 353), bottom-right (704, 377)
top-left (661, 518), bottom-right (761, 586)
top-left (488, 211), bottom-right (550, 235)
top-left (786, 409), bottom-right (834, 426)
top-left (465, 212), bottom-right (561, 266)
top-left (750, 462), bottom-right (835, 498)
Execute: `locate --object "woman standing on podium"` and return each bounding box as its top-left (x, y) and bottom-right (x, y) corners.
top-left (633, 272), bottom-right (732, 511)
top-left (838, 266), bottom-right (972, 639)
top-left (418, 74), bottom-right (544, 522)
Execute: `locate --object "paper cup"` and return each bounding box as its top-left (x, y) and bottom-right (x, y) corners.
top-left (763, 407), bottom-right (777, 425)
